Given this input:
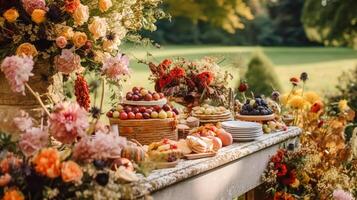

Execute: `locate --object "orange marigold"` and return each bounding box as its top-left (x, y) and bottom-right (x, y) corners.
top-left (61, 161), bottom-right (83, 183)
top-left (2, 188), bottom-right (24, 200)
top-left (33, 148), bottom-right (61, 178)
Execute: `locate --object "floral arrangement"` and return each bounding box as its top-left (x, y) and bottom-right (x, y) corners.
top-left (262, 73), bottom-right (357, 199)
top-left (0, 0), bottom-right (166, 109)
top-left (147, 57), bottom-right (232, 107)
top-left (0, 103), bottom-right (150, 199)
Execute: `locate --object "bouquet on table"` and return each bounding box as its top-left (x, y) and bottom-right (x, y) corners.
top-left (148, 57), bottom-right (232, 108)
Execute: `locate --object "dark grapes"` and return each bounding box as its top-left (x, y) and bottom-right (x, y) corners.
top-left (240, 97), bottom-right (273, 116)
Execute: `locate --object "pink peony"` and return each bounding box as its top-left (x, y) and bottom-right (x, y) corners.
top-left (19, 127), bottom-right (49, 157)
top-left (101, 54), bottom-right (129, 81)
top-left (22, 0), bottom-right (47, 14)
top-left (333, 189), bottom-right (354, 200)
top-left (72, 131), bottom-right (126, 162)
top-left (54, 49), bottom-right (81, 75)
top-left (13, 110), bottom-right (33, 132)
top-left (1, 55), bottom-right (34, 95)
top-left (49, 102), bottom-right (89, 144)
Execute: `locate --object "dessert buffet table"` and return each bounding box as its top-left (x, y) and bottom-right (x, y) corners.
top-left (139, 127), bottom-right (301, 200)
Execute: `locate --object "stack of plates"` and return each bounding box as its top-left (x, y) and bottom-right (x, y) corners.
top-left (221, 121), bottom-right (263, 142)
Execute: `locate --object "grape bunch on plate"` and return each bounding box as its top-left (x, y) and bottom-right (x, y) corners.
top-left (240, 98), bottom-right (273, 115)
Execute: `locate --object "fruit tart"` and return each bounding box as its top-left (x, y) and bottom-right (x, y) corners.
top-left (147, 139), bottom-right (183, 162)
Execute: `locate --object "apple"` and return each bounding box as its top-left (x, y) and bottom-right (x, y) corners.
top-left (106, 111), bottom-right (113, 118)
top-left (140, 89), bottom-right (148, 96)
top-left (145, 109), bottom-right (153, 114)
top-left (152, 93), bottom-right (160, 100)
top-left (119, 112), bottom-right (128, 120)
top-left (132, 87), bottom-right (140, 93)
top-left (159, 93), bottom-right (165, 99)
top-left (153, 105), bottom-right (161, 112)
top-left (172, 108), bottom-right (179, 115)
top-left (135, 113), bottom-right (143, 119)
top-left (143, 112), bottom-right (151, 119)
top-left (126, 93), bottom-right (133, 100)
top-left (124, 106), bottom-right (132, 113)
top-left (151, 111), bottom-right (159, 118)
top-left (113, 111), bottom-right (120, 118)
top-left (132, 107), bottom-right (140, 114)
top-left (159, 110), bottom-right (168, 119)
top-left (116, 105), bottom-right (123, 112)
top-left (144, 94), bottom-right (153, 101)
top-left (139, 106), bottom-right (146, 113)
top-left (162, 104), bottom-right (171, 111)
top-left (166, 111), bottom-right (174, 118)
top-left (128, 112), bottom-right (136, 119)
top-left (132, 95), bottom-right (139, 101)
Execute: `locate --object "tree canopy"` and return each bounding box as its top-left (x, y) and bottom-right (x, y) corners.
top-left (302, 0), bottom-right (357, 48)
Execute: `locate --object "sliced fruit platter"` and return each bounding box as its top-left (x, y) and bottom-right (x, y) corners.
top-left (192, 104), bottom-right (233, 123)
top-left (123, 87), bottom-right (167, 106)
top-left (236, 97), bottom-right (275, 122)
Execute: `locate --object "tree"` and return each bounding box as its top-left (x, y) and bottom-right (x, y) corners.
top-left (164, 0), bottom-right (254, 33)
top-left (243, 51), bottom-right (282, 96)
top-left (302, 0), bottom-right (357, 48)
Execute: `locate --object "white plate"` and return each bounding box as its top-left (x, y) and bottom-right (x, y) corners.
top-left (221, 121), bottom-right (262, 129)
top-left (122, 98), bottom-right (167, 106)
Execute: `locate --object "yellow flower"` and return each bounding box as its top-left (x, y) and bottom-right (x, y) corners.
top-left (88, 17), bottom-right (107, 40)
top-left (99, 0), bottom-right (113, 12)
top-left (290, 178), bottom-right (300, 188)
top-left (73, 4), bottom-right (89, 26)
top-left (303, 91), bottom-right (321, 104)
top-left (2, 188), bottom-right (24, 200)
top-left (3, 8), bottom-right (19, 23)
top-left (338, 99), bottom-right (349, 111)
top-left (288, 96), bottom-right (306, 110)
top-left (31, 9), bottom-right (46, 24)
top-left (292, 89), bottom-right (302, 96)
top-left (72, 32), bottom-right (88, 48)
top-left (280, 93), bottom-right (289, 106)
top-left (59, 26), bottom-right (74, 40)
top-left (16, 43), bottom-right (38, 57)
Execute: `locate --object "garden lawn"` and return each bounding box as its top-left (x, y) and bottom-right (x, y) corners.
top-left (98, 46), bottom-right (357, 112)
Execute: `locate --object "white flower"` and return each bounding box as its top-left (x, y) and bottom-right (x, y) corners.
top-left (73, 4), bottom-right (89, 26)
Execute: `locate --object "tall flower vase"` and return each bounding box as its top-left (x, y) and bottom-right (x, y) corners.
top-left (0, 59), bottom-right (63, 133)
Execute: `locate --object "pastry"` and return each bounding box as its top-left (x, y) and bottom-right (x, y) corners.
top-left (177, 139), bottom-right (192, 155)
top-left (186, 136), bottom-right (208, 153)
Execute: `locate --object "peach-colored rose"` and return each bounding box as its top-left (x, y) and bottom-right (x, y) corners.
top-left (61, 161), bottom-right (83, 183)
top-left (3, 8), bottom-right (19, 23)
top-left (73, 4), bottom-right (89, 26)
top-left (0, 174), bottom-right (11, 187)
top-left (2, 188), bottom-right (24, 200)
top-left (56, 36), bottom-right (68, 49)
top-left (16, 43), bottom-right (38, 57)
top-left (99, 0), bottom-right (112, 12)
top-left (32, 148), bottom-right (61, 178)
top-left (88, 17), bottom-right (107, 40)
top-left (31, 9), bottom-right (46, 24)
top-left (58, 26), bottom-right (74, 40)
top-left (72, 32), bottom-right (87, 48)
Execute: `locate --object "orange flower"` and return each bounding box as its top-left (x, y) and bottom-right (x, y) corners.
top-left (65, 0), bottom-right (80, 13)
top-left (2, 188), bottom-right (24, 200)
top-left (33, 148), bottom-right (61, 178)
top-left (289, 77), bottom-right (299, 86)
top-left (310, 101), bottom-right (323, 113)
top-left (273, 191), bottom-right (295, 200)
top-left (0, 159), bottom-right (10, 174)
top-left (61, 161), bottom-right (83, 183)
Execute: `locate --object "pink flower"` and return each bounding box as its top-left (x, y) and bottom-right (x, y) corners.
top-left (72, 131), bottom-right (126, 162)
top-left (49, 102), bottom-right (89, 144)
top-left (1, 55), bottom-right (34, 95)
top-left (56, 36), bottom-right (68, 49)
top-left (22, 0), bottom-right (46, 14)
top-left (102, 54), bottom-right (129, 81)
top-left (54, 49), bottom-right (81, 75)
top-left (19, 127), bottom-right (49, 157)
top-left (333, 189), bottom-right (354, 200)
top-left (13, 110), bottom-right (33, 132)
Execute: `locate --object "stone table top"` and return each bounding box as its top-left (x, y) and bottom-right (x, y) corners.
top-left (137, 126), bottom-right (301, 195)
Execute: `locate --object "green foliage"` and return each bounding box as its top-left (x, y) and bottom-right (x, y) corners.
top-left (0, 132), bottom-right (20, 154)
top-left (243, 51), bottom-right (282, 96)
top-left (302, 0), bottom-right (357, 48)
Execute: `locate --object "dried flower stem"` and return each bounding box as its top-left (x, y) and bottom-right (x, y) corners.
top-left (25, 83), bottom-right (50, 117)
